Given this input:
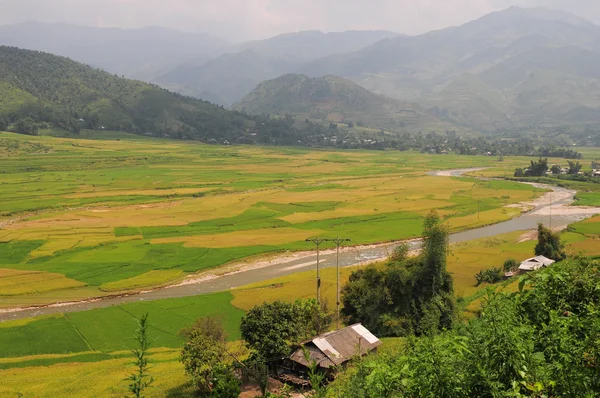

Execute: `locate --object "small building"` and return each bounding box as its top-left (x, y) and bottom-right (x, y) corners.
top-left (276, 323), bottom-right (381, 385)
top-left (518, 255), bottom-right (555, 272)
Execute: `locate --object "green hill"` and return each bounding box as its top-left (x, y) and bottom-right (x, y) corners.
top-left (233, 74), bottom-right (463, 133)
top-left (0, 46), bottom-right (251, 140)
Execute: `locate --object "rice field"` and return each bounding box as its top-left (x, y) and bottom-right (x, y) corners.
top-left (1, 223), bottom-right (599, 397)
top-left (0, 132), bottom-right (553, 306)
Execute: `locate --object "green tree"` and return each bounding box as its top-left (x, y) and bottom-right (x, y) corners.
top-left (240, 301), bottom-right (303, 361)
top-left (11, 118), bottom-right (38, 136)
top-left (514, 168), bottom-right (524, 177)
top-left (525, 158), bottom-right (549, 177)
top-left (567, 160), bottom-right (583, 175)
top-left (503, 258), bottom-right (519, 272)
top-left (209, 365), bottom-right (241, 398)
top-left (534, 223), bottom-right (566, 261)
top-left (341, 211), bottom-right (454, 337)
top-left (180, 316), bottom-right (232, 395)
top-left (550, 164), bottom-right (562, 175)
top-left (126, 313), bottom-right (154, 398)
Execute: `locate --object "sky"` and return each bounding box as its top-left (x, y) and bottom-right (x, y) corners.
top-left (0, 0), bottom-right (598, 41)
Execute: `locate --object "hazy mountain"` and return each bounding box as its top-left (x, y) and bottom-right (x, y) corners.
top-left (0, 46), bottom-right (254, 139)
top-left (155, 30), bottom-right (399, 105)
top-left (233, 74), bottom-right (461, 133)
top-left (299, 7), bottom-right (600, 132)
top-left (0, 22), bottom-right (229, 81)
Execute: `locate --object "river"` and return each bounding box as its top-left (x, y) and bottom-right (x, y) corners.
top-left (1, 168), bottom-right (598, 321)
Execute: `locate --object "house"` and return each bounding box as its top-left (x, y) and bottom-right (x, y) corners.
top-left (276, 323), bottom-right (381, 385)
top-left (593, 169), bottom-right (600, 177)
top-left (518, 255), bottom-right (555, 272)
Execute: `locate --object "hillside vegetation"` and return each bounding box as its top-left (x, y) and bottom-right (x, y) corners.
top-left (0, 46), bottom-right (256, 139)
top-left (234, 74), bottom-right (461, 133)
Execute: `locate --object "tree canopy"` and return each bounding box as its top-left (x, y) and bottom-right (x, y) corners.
top-left (341, 210), bottom-right (455, 337)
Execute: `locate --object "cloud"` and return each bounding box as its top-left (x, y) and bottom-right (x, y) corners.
top-left (0, 0), bottom-right (597, 41)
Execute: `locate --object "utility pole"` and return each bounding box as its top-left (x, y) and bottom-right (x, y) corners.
top-left (306, 238), bottom-right (328, 304)
top-left (328, 236), bottom-right (351, 330)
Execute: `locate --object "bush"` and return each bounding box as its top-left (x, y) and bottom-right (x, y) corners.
top-left (503, 258), bottom-right (519, 272)
top-left (11, 118), bottom-right (39, 136)
top-left (474, 267), bottom-right (503, 286)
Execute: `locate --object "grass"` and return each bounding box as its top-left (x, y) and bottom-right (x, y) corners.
top-left (0, 132), bottom-right (558, 304)
top-left (0, 291), bottom-right (243, 358)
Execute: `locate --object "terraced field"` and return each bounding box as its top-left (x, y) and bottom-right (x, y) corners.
top-left (0, 132), bottom-right (550, 307)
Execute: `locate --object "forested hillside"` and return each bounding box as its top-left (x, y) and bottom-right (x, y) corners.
top-left (0, 46), bottom-right (256, 139)
top-left (234, 74), bottom-right (461, 133)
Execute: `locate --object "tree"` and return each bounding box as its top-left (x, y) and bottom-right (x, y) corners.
top-left (126, 313), bottom-right (154, 398)
top-left (0, 117), bottom-right (7, 131)
top-left (514, 168), bottom-right (524, 177)
top-left (240, 301), bottom-right (303, 361)
top-left (209, 365), bottom-right (241, 398)
top-left (341, 211), bottom-right (454, 337)
top-left (525, 157), bottom-right (549, 177)
top-left (550, 164), bottom-right (562, 175)
top-left (180, 316), bottom-right (234, 395)
top-left (535, 223), bottom-right (566, 261)
top-left (503, 259), bottom-right (519, 272)
top-left (11, 119), bottom-right (38, 136)
top-left (567, 160), bottom-right (583, 175)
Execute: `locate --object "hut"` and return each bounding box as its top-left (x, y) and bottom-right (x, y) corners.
top-left (276, 323), bottom-right (381, 385)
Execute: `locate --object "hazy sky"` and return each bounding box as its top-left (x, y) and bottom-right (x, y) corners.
top-left (0, 0), bottom-right (598, 41)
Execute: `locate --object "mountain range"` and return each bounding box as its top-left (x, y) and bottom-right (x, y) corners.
top-left (2, 7), bottom-right (600, 135)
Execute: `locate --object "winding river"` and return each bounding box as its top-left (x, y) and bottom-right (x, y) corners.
top-left (1, 168), bottom-right (598, 321)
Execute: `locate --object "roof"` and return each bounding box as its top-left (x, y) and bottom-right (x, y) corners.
top-left (288, 323), bottom-right (381, 369)
top-left (518, 255), bottom-right (555, 271)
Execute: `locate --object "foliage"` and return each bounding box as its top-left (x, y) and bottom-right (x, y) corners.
top-left (525, 157), bottom-right (549, 177)
top-left (302, 348), bottom-right (327, 398)
top-left (550, 164), bottom-right (562, 175)
top-left (179, 316), bottom-right (230, 394)
top-left (514, 168), bottom-right (524, 177)
top-left (503, 258), bottom-right (519, 272)
top-left (125, 313), bottom-right (154, 398)
top-left (240, 299), bottom-right (331, 361)
top-left (330, 257), bottom-right (600, 397)
top-left (341, 210), bottom-right (455, 337)
top-left (474, 267), bottom-right (503, 286)
top-left (390, 243), bottom-right (410, 263)
top-left (567, 160), bottom-right (583, 175)
top-left (535, 223), bottom-right (566, 261)
top-left (11, 118), bottom-right (38, 136)
top-left (208, 365), bottom-right (241, 398)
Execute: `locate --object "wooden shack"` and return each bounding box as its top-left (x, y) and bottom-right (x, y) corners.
top-left (276, 323), bottom-right (381, 385)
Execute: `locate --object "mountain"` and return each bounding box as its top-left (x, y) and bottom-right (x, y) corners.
top-left (0, 22), bottom-right (229, 81)
top-left (300, 7), bottom-right (600, 132)
top-left (233, 74), bottom-right (461, 133)
top-left (0, 46), bottom-right (254, 139)
top-left (155, 30), bottom-right (399, 105)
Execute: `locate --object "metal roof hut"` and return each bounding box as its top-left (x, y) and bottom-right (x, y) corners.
top-left (277, 323), bottom-right (381, 385)
top-left (518, 255), bottom-right (555, 272)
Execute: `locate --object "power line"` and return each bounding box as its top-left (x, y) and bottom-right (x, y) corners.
top-left (305, 237), bottom-right (328, 304)
top-left (327, 236), bottom-right (351, 330)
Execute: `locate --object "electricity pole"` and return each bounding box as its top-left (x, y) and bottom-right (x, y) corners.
top-left (328, 236), bottom-right (351, 330)
top-left (306, 238), bottom-right (328, 304)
